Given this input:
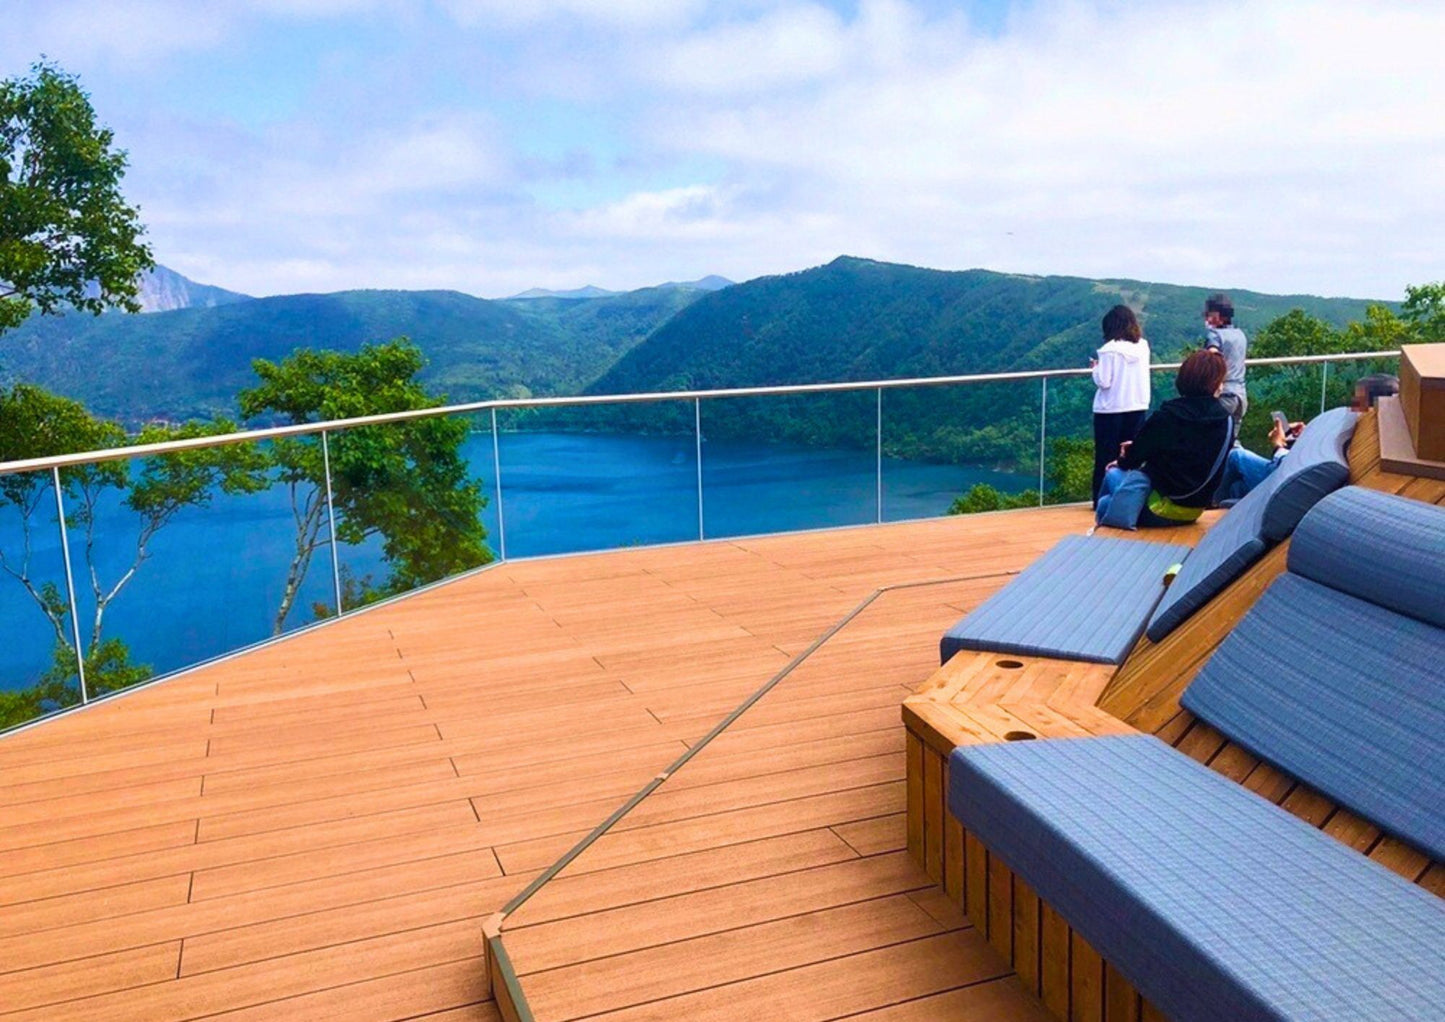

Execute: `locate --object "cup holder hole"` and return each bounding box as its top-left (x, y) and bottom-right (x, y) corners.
top-left (995, 659), bottom-right (1024, 669)
top-left (1004, 730), bottom-right (1038, 742)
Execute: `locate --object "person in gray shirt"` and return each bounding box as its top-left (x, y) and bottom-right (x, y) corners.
top-left (1202, 292), bottom-right (1247, 429)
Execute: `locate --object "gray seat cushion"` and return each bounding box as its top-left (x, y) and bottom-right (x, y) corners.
top-left (949, 734), bottom-right (1445, 1022)
top-left (940, 534), bottom-right (1190, 665)
top-left (1287, 485), bottom-right (1445, 630)
top-left (1145, 407), bottom-right (1357, 643)
top-left (1257, 406), bottom-right (1358, 542)
top-left (1181, 573), bottom-right (1445, 859)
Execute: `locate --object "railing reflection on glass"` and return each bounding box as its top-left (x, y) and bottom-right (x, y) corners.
top-left (0, 350), bottom-right (1398, 732)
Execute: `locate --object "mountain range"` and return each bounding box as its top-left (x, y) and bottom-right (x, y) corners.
top-left (0, 258), bottom-right (1386, 432)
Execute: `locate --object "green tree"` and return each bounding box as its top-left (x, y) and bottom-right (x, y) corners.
top-left (1, 62), bottom-right (153, 335)
top-left (238, 339), bottom-right (491, 634)
top-left (947, 436), bottom-right (1090, 514)
top-left (1402, 282), bottom-right (1445, 342)
top-left (0, 385), bottom-right (266, 727)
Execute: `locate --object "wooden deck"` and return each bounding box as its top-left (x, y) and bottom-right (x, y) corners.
top-left (0, 506), bottom-right (1201, 1021)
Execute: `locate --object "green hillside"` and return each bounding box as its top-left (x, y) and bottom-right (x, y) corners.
top-left (0, 287), bottom-right (699, 422)
top-left (575, 257), bottom-right (1390, 465)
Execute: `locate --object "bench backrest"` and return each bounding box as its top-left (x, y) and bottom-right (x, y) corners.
top-left (1145, 406), bottom-right (1357, 642)
top-left (1181, 486), bottom-right (1445, 859)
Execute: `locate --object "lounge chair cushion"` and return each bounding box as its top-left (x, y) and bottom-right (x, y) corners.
top-left (1144, 407), bottom-right (1357, 642)
top-left (1181, 572), bottom-right (1445, 859)
top-left (1256, 406), bottom-right (1358, 542)
top-left (939, 534), bottom-right (1190, 665)
top-left (1287, 485), bottom-right (1445, 630)
top-left (949, 734), bottom-right (1445, 1022)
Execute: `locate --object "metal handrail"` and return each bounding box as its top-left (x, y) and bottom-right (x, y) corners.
top-left (0, 350), bottom-right (1398, 476)
top-left (0, 346), bottom-right (1399, 725)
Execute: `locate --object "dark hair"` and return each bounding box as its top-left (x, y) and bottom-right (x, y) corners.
top-left (1353, 373), bottom-right (1399, 409)
top-left (1204, 292), bottom-right (1234, 324)
top-left (1176, 349), bottom-right (1227, 398)
top-left (1101, 305), bottom-right (1142, 343)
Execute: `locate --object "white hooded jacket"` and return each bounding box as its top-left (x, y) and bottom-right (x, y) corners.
top-left (1092, 337), bottom-right (1151, 413)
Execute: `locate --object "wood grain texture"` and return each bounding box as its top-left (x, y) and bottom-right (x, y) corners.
top-left (1, 508), bottom-right (1094, 1022)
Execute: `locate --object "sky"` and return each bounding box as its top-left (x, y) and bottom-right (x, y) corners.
top-left (4, 0), bottom-right (1442, 300)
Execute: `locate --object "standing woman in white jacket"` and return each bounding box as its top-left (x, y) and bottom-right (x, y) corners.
top-left (1090, 305), bottom-right (1151, 507)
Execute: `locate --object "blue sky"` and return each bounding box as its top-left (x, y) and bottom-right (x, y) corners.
top-left (4, 0), bottom-right (1440, 299)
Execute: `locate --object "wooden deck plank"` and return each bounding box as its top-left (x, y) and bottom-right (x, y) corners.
top-left (507, 852), bottom-right (934, 975)
top-left (0, 510), bottom-right (1096, 1022)
top-left (521, 894), bottom-right (947, 1021)
top-left (569, 931), bottom-right (1012, 1022)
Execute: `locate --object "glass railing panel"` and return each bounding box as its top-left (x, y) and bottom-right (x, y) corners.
top-left (491, 400), bottom-right (698, 558)
top-left (881, 379), bottom-right (1041, 519)
top-left (1316, 354), bottom-right (1402, 417)
top-left (317, 413), bottom-right (498, 612)
top-left (44, 438), bottom-right (292, 706)
top-left (697, 389), bottom-right (878, 538)
top-left (1038, 373), bottom-right (1096, 507)
top-left (0, 469), bottom-right (82, 730)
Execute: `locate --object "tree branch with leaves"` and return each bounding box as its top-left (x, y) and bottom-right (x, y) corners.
top-left (1, 61), bottom-right (153, 336)
top-left (239, 339), bottom-right (491, 634)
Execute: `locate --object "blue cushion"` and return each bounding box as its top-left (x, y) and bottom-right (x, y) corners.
top-left (1257, 406), bottom-right (1357, 542)
top-left (940, 534), bottom-right (1190, 665)
top-left (1145, 407), bottom-right (1357, 642)
top-left (949, 734), bottom-right (1445, 1022)
top-left (1145, 499), bottom-right (1269, 642)
top-left (1288, 486), bottom-right (1445, 630)
top-left (1182, 573), bottom-right (1445, 859)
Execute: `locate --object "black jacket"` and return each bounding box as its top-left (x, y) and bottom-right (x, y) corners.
top-left (1118, 396), bottom-right (1234, 507)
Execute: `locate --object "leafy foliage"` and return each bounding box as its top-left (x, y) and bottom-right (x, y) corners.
top-left (947, 436), bottom-right (1091, 515)
top-left (573, 257), bottom-right (1388, 468)
top-left (238, 339), bottom-right (491, 632)
top-left (0, 62), bottom-right (153, 334)
top-left (0, 384), bottom-right (267, 728)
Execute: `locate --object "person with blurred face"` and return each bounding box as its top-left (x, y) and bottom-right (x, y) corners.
top-left (1202, 292), bottom-right (1248, 432)
top-left (1214, 374), bottom-right (1398, 503)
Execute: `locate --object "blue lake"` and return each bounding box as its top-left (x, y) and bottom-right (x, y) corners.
top-left (0, 432), bottom-right (1032, 692)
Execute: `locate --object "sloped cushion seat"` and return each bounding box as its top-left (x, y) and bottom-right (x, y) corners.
top-left (1285, 484), bottom-right (1445, 630)
top-left (939, 534), bottom-right (1189, 665)
top-left (949, 734), bottom-right (1445, 1022)
top-left (1182, 488), bottom-right (1445, 858)
top-left (1145, 407), bottom-right (1357, 642)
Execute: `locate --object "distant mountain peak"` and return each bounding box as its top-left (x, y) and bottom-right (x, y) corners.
top-left (507, 275), bottom-right (733, 301)
top-left (134, 266), bottom-right (251, 313)
top-left (656, 275), bottom-right (734, 292)
top-left (507, 285), bottom-right (618, 300)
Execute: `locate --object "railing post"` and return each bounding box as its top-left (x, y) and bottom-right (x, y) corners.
top-left (1038, 377), bottom-right (1048, 507)
top-left (695, 398), bottom-right (705, 541)
top-left (490, 408), bottom-right (507, 561)
top-left (875, 388), bottom-right (883, 524)
top-left (320, 430), bottom-right (345, 616)
top-left (1320, 361), bottom-right (1330, 414)
top-left (51, 467), bottom-right (88, 703)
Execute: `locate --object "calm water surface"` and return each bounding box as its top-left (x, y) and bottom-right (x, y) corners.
top-left (0, 432), bottom-right (1031, 691)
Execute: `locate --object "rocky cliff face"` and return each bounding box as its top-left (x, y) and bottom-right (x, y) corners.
top-left (134, 266), bottom-right (250, 312)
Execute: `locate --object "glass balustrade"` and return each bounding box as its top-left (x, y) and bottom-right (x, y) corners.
top-left (698, 389), bottom-right (876, 538)
top-left (0, 353), bottom-right (1394, 733)
top-left (880, 379), bottom-right (1042, 518)
top-left (0, 469), bottom-right (82, 730)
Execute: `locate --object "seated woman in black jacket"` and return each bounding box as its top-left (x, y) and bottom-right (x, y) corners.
top-left (1095, 349), bottom-right (1234, 529)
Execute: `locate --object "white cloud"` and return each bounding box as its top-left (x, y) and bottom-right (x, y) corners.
top-left (437, 0), bottom-right (707, 30)
top-left (0, 1), bottom-right (232, 66)
top-left (51, 0), bottom-right (1441, 300)
top-left (619, 0), bottom-right (1445, 297)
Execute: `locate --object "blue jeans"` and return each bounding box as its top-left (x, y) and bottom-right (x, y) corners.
top-left (1215, 448), bottom-right (1283, 503)
top-left (1095, 467), bottom-right (1174, 530)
